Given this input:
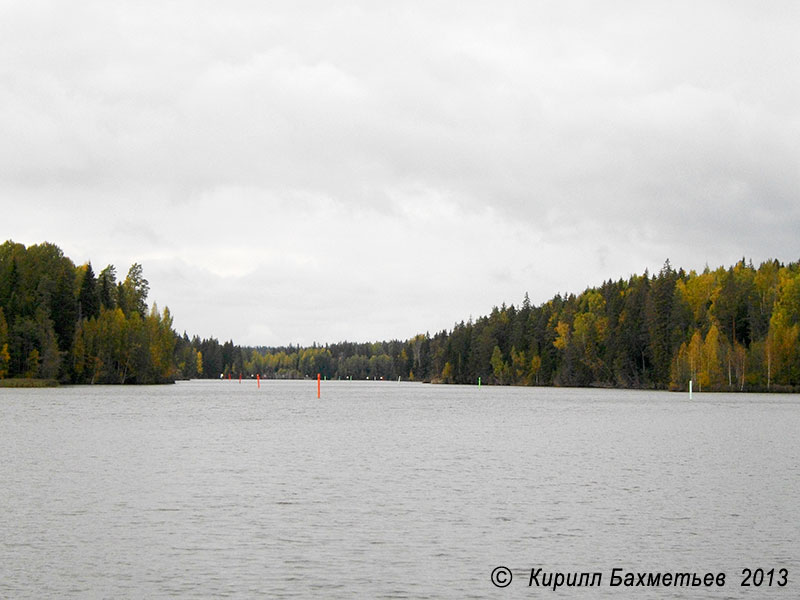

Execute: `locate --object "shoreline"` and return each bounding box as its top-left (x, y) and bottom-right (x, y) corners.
top-left (0, 378), bottom-right (60, 388)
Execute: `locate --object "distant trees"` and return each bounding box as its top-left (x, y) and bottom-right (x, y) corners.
top-left (179, 258), bottom-right (798, 392)
top-left (1, 240), bottom-right (798, 391)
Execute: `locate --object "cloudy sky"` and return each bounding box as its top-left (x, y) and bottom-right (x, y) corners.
top-left (2, 1), bottom-right (798, 346)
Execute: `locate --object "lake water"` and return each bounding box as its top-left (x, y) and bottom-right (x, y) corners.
top-left (1, 380), bottom-right (798, 598)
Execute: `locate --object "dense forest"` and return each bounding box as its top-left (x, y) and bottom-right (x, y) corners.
top-left (1, 240), bottom-right (799, 390)
top-left (0, 241), bottom-right (175, 383)
top-left (189, 258), bottom-right (799, 392)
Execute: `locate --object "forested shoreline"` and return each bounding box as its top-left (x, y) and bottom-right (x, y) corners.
top-left (0, 241), bottom-right (175, 384)
top-left (1, 240), bottom-right (798, 391)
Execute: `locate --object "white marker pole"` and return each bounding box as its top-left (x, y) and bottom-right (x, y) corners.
top-left (689, 379), bottom-right (693, 400)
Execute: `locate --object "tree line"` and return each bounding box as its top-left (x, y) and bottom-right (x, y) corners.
top-left (0, 241), bottom-right (175, 383)
top-left (1, 240), bottom-right (798, 390)
top-left (183, 258), bottom-right (799, 392)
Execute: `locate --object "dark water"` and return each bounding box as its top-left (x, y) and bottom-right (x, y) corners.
top-left (1, 381), bottom-right (798, 598)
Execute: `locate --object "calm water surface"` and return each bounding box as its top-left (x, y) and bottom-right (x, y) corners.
top-left (1, 381), bottom-right (798, 598)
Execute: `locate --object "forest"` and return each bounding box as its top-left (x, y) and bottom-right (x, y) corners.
top-left (0, 241), bottom-right (175, 384)
top-left (1, 240), bottom-right (799, 391)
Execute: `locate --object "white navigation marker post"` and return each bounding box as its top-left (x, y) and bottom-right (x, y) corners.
top-left (689, 379), bottom-right (693, 400)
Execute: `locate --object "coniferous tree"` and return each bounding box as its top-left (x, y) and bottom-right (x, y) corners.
top-left (98, 265), bottom-right (118, 309)
top-left (78, 262), bottom-right (101, 320)
top-left (647, 260), bottom-right (678, 387)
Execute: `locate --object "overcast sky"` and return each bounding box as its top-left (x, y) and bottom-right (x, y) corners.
top-left (2, 1), bottom-right (798, 346)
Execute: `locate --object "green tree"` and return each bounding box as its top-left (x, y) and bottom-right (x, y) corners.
top-left (78, 262), bottom-right (101, 320)
top-left (98, 265), bottom-right (118, 309)
top-left (611, 274), bottom-right (651, 387)
top-left (117, 263), bottom-right (149, 317)
top-left (647, 260), bottom-right (679, 386)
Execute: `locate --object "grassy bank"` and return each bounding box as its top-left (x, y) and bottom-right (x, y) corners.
top-left (0, 378), bottom-right (60, 388)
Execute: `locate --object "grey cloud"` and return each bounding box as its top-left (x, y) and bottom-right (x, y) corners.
top-left (1, 0), bottom-right (798, 343)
